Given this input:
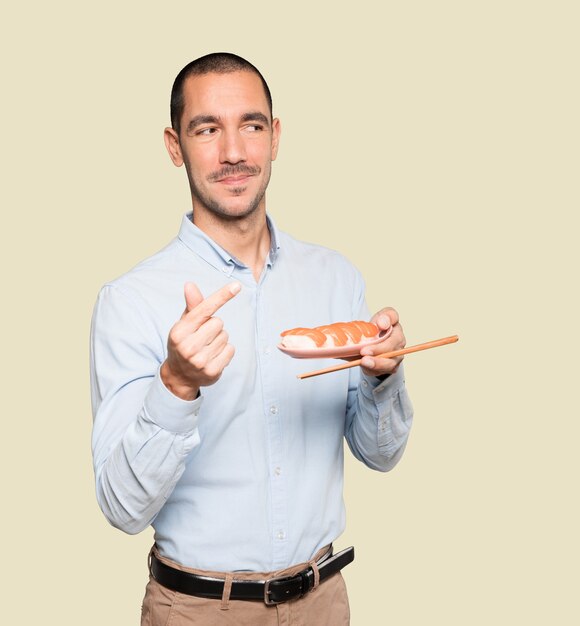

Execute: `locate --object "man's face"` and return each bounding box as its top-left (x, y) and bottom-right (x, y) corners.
top-left (165, 71), bottom-right (281, 221)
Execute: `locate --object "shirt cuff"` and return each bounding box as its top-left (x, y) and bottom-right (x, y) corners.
top-left (360, 366), bottom-right (405, 399)
top-left (143, 367), bottom-right (203, 434)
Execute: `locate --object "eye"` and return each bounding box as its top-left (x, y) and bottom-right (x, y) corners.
top-left (197, 127), bottom-right (218, 136)
top-left (245, 124), bottom-right (264, 133)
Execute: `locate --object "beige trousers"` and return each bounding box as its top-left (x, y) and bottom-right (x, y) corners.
top-left (141, 546), bottom-right (350, 626)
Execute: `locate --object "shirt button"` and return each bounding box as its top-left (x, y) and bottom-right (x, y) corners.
top-left (222, 266), bottom-right (229, 273)
top-left (362, 380), bottom-right (368, 387)
top-left (274, 467), bottom-right (281, 476)
top-left (264, 346), bottom-right (271, 355)
top-left (269, 405), bottom-right (278, 415)
top-left (277, 531), bottom-right (285, 540)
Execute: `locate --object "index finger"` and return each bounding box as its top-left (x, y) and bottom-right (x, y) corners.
top-left (360, 324), bottom-right (405, 357)
top-left (185, 281), bottom-right (241, 329)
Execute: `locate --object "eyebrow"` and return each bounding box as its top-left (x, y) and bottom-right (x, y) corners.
top-left (185, 111), bottom-right (271, 134)
top-left (240, 111), bottom-right (271, 127)
top-left (186, 115), bottom-right (220, 134)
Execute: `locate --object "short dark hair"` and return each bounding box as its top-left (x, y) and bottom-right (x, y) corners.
top-left (170, 52), bottom-right (273, 135)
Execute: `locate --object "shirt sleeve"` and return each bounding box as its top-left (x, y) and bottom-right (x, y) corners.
top-left (90, 284), bottom-right (202, 534)
top-left (344, 270), bottom-right (414, 472)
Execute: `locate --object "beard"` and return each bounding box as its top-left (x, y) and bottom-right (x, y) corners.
top-left (185, 160), bottom-right (272, 221)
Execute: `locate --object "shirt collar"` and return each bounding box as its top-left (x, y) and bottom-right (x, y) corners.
top-left (177, 212), bottom-right (281, 271)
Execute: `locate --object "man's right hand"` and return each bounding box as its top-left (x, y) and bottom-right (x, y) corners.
top-left (160, 281), bottom-right (241, 400)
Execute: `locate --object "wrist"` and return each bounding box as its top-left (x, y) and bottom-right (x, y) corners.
top-left (160, 361), bottom-right (200, 401)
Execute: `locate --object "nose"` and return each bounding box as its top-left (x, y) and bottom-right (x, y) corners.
top-left (219, 129), bottom-right (246, 164)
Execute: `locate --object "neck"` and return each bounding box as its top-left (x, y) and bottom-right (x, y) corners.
top-left (192, 207), bottom-right (271, 282)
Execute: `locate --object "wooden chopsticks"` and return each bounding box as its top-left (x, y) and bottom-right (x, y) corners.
top-left (297, 335), bottom-right (459, 380)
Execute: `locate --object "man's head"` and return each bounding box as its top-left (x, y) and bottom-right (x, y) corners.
top-left (170, 53), bottom-right (273, 137)
top-left (164, 53), bottom-right (280, 223)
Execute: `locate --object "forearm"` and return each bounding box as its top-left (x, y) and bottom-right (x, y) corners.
top-left (345, 366), bottom-right (414, 472)
top-left (93, 370), bottom-right (202, 533)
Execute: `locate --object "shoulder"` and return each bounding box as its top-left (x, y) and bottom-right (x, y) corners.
top-left (104, 237), bottom-right (185, 292)
top-left (93, 236), bottom-right (191, 331)
top-left (272, 228), bottom-right (368, 320)
top-left (277, 229), bottom-right (363, 282)
top-left (278, 229), bottom-right (356, 266)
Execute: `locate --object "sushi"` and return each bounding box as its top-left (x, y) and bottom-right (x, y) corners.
top-left (280, 320), bottom-right (382, 350)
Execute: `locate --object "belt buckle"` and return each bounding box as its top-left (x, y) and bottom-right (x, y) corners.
top-left (263, 575), bottom-right (291, 606)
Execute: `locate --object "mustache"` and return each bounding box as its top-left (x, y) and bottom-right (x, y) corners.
top-left (207, 164), bottom-right (261, 182)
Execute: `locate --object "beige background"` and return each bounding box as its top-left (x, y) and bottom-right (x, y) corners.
top-left (1, 1), bottom-right (578, 624)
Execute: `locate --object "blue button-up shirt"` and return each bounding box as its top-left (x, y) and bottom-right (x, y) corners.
top-left (90, 213), bottom-right (413, 572)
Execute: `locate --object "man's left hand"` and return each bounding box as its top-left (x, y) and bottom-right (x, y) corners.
top-left (359, 308), bottom-right (406, 378)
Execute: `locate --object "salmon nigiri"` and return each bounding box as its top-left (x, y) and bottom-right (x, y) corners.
top-left (280, 320), bottom-right (381, 349)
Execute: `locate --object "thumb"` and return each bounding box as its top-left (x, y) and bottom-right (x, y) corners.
top-left (183, 282), bottom-right (204, 314)
top-left (372, 307), bottom-right (399, 329)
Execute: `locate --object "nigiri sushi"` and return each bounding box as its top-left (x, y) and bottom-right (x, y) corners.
top-left (280, 320), bottom-right (382, 349)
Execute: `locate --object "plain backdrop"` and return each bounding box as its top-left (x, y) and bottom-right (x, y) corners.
top-left (1, 1), bottom-right (578, 624)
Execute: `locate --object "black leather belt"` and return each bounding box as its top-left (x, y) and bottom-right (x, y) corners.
top-left (150, 546), bottom-right (354, 606)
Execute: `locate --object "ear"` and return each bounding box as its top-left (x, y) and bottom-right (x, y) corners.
top-left (164, 127), bottom-right (184, 167)
top-left (270, 118), bottom-right (281, 161)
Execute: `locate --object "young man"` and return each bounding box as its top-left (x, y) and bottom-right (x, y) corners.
top-left (90, 52), bottom-right (413, 626)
